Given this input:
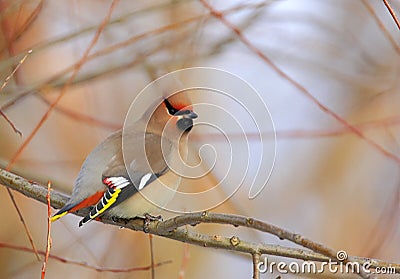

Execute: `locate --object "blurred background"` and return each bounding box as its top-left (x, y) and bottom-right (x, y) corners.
top-left (0, 0), bottom-right (400, 278)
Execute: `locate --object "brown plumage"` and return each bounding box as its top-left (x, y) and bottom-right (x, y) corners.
top-left (51, 92), bottom-right (197, 226)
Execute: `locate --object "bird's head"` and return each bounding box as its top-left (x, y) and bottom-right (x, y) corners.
top-left (146, 92), bottom-right (197, 138)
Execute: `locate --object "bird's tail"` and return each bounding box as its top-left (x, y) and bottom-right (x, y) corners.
top-left (50, 191), bottom-right (105, 222)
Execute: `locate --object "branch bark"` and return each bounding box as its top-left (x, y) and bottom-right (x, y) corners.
top-left (0, 167), bottom-right (399, 277)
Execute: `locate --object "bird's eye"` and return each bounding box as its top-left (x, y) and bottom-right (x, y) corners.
top-left (163, 99), bottom-right (178, 115)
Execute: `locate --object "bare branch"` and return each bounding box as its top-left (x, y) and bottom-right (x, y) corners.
top-left (1, 167), bottom-right (399, 276)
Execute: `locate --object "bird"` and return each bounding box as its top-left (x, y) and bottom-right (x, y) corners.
top-left (51, 91), bottom-right (197, 227)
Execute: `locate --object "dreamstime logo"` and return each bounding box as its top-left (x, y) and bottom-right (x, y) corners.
top-left (122, 67), bottom-right (276, 213)
top-left (336, 250), bottom-right (347, 261)
top-left (257, 250), bottom-right (396, 275)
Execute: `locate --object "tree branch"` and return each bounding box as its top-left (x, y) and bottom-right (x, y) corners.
top-left (0, 167), bottom-right (399, 277)
top-left (252, 252), bottom-right (261, 279)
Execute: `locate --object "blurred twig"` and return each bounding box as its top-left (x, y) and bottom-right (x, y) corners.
top-left (2, 1), bottom-right (120, 267)
top-left (0, 242), bottom-right (172, 273)
top-left (149, 234), bottom-right (155, 279)
top-left (0, 2), bottom-right (268, 139)
top-left (36, 94), bottom-right (120, 130)
top-left (0, 167), bottom-right (399, 277)
top-left (6, 0), bottom-right (119, 169)
top-left (200, 0), bottom-right (400, 168)
top-left (0, 2), bottom-right (266, 99)
top-left (8, 1), bottom-right (44, 44)
top-left (0, 49), bottom-right (31, 136)
top-left (5, 176), bottom-right (41, 261)
top-left (178, 243), bottom-right (190, 279)
top-left (196, 114), bottom-right (400, 143)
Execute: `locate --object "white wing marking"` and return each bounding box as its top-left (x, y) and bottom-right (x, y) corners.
top-left (107, 176), bottom-right (130, 189)
top-left (138, 173), bottom-right (152, 190)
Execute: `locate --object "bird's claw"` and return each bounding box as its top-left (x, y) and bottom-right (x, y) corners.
top-left (143, 213), bottom-right (163, 233)
top-left (144, 213), bottom-right (163, 222)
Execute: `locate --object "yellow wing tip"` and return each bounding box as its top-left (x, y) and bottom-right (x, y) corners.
top-left (50, 211), bottom-right (68, 222)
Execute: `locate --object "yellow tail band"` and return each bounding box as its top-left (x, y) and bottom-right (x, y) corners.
top-left (90, 188), bottom-right (121, 220)
top-left (50, 211), bottom-right (68, 222)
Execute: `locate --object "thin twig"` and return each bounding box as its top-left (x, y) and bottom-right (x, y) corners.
top-left (0, 49), bottom-right (32, 92)
top-left (149, 234), bottom-right (155, 279)
top-left (0, 109), bottom-right (22, 136)
top-left (252, 253), bottom-right (261, 279)
top-left (41, 181), bottom-right (52, 279)
top-left (5, 187), bottom-right (41, 261)
top-left (0, 242), bottom-right (172, 273)
top-left (178, 244), bottom-right (190, 279)
top-left (361, 0), bottom-right (400, 55)
top-left (383, 0), bottom-right (400, 30)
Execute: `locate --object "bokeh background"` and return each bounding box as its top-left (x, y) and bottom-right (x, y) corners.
top-left (1, 0), bottom-right (400, 278)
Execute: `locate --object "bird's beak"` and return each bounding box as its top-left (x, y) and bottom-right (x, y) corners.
top-left (176, 110), bottom-right (197, 132)
top-left (175, 109), bottom-right (198, 119)
top-left (185, 111), bottom-right (198, 119)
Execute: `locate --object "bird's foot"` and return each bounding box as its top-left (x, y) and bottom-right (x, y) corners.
top-left (142, 213), bottom-right (163, 233)
top-left (144, 213), bottom-right (163, 222)
top-left (110, 214), bottom-right (162, 232)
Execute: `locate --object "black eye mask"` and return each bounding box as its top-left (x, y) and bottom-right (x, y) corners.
top-left (164, 99), bottom-right (179, 115)
top-left (163, 99), bottom-right (197, 132)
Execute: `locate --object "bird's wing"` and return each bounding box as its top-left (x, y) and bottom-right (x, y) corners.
top-left (78, 150), bottom-right (168, 226)
top-left (78, 173), bottom-right (159, 226)
top-left (50, 131), bottom-right (123, 222)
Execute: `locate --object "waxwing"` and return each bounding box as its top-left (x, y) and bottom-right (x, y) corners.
top-left (51, 91), bottom-right (197, 226)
